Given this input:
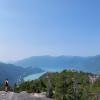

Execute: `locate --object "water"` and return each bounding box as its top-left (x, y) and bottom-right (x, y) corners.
top-left (24, 72), bottom-right (46, 81)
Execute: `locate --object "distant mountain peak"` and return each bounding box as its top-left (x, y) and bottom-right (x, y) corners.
top-left (14, 55), bottom-right (100, 74)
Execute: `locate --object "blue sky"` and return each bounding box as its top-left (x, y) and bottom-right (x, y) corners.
top-left (0, 0), bottom-right (100, 61)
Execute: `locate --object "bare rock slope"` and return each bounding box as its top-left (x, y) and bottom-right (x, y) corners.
top-left (0, 91), bottom-right (54, 100)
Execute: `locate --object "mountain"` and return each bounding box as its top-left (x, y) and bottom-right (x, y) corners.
top-left (14, 55), bottom-right (100, 74)
top-left (0, 62), bottom-right (44, 85)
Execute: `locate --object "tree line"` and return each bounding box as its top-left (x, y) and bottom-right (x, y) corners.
top-left (14, 70), bottom-right (100, 100)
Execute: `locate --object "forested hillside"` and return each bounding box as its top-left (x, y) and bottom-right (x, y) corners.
top-left (0, 62), bottom-right (44, 85)
top-left (15, 70), bottom-right (100, 100)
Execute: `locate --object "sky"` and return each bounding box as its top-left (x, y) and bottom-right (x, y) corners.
top-left (0, 0), bottom-right (100, 61)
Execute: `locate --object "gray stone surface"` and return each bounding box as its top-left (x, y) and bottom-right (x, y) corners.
top-left (0, 91), bottom-right (54, 100)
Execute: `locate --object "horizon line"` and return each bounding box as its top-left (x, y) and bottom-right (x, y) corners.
top-left (1, 54), bottom-right (100, 63)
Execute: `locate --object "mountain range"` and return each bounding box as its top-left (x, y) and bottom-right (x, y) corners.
top-left (0, 55), bottom-right (100, 85)
top-left (14, 55), bottom-right (100, 74)
top-left (0, 62), bottom-right (43, 85)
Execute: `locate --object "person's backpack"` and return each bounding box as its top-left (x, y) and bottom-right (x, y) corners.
top-left (5, 80), bottom-right (8, 86)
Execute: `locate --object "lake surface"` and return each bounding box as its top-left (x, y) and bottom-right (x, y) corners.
top-left (24, 72), bottom-right (46, 81)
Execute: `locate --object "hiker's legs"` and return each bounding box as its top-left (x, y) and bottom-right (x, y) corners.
top-left (5, 86), bottom-right (8, 92)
